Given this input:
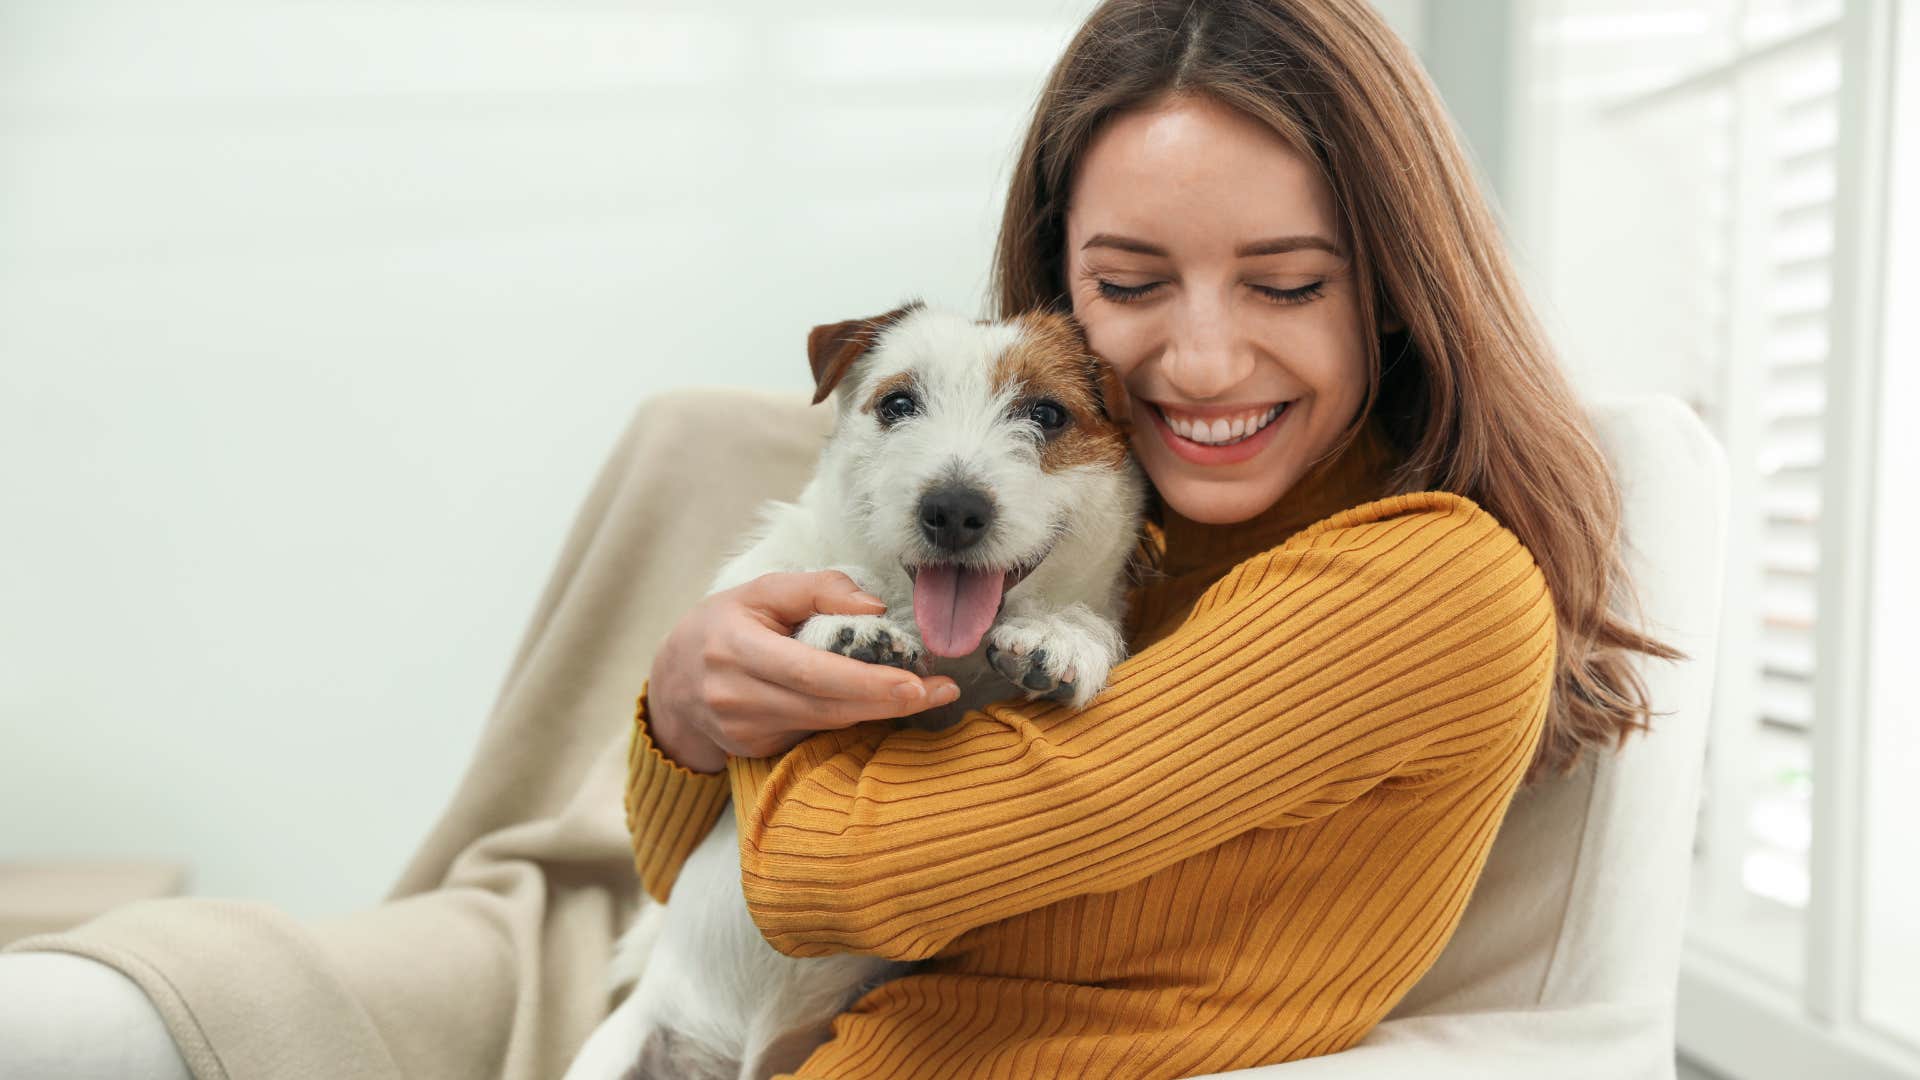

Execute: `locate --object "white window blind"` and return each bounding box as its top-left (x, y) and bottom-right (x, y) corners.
top-left (1529, 0), bottom-right (1844, 983)
top-left (1753, 42), bottom-right (1836, 743)
top-left (1524, 2), bottom-right (1914, 1072)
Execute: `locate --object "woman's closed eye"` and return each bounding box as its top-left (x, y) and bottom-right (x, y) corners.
top-left (1091, 278), bottom-right (1327, 306)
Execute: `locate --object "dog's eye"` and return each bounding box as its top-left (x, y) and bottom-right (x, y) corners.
top-left (1028, 400), bottom-right (1069, 432)
top-left (878, 392), bottom-right (918, 423)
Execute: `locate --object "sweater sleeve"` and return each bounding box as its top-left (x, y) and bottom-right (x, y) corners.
top-left (624, 680), bottom-right (733, 904)
top-left (723, 491), bottom-right (1559, 962)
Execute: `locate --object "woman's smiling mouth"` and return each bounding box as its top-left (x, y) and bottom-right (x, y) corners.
top-left (1154, 401), bottom-right (1288, 444)
top-left (1148, 400), bottom-right (1293, 464)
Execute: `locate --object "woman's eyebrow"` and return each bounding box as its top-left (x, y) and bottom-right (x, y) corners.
top-left (1236, 235), bottom-right (1345, 258)
top-left (1081, 233), bottom-right (1167, 256)
top-left (1081, 233), bottom-right (1345, 258)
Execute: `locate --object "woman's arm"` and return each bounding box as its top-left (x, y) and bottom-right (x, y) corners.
top-left (625, 569), bottom-right (962, 904)
top-left (723, 491), bottom-right (1559, 962)
top-left (625, 685), bottom-right (734, 904)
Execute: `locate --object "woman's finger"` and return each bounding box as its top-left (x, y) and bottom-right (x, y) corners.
top-left (736, 570), bottom-right (887, 633)
top-left (707, 672), bottom-right (949, 756)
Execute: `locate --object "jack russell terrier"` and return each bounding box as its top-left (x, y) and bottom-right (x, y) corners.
top-left (565, 300), bottom-right (1151, 1080)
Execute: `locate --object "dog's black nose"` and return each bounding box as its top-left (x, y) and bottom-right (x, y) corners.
top-left (918, 484), bottom-right (995, 554)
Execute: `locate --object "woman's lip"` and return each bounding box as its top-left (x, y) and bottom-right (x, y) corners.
top-left (1147, 400), bottom-right (1291, 465)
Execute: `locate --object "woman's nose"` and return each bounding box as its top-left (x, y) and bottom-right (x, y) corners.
top-left (1163, 300), bottom-right (1256, 399)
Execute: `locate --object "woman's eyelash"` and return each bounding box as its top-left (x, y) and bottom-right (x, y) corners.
top-left (1092, 280), bottom-right (1327, 305)
top-left (1094, 280), bottom-right (1161, 302)
top-left (1255, 281), bottom-right (1326, 304)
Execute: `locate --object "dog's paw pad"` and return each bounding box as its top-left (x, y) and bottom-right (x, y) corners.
top-left (986, 614), bottom-right (1118, 706)
top-left (850, 628), bottom-right (911, 666)
top-left (985, 642), bottom-right (1015, 683)
top-left (1020, 649), bottom-right (1056, 691)
top-left (988, 640), bottom-right (1074, 700)
top-left (805, 615), bottom-right (924, 672)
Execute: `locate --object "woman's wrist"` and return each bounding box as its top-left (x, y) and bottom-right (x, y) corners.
top-left (647, 690), bottom-right (728, 775)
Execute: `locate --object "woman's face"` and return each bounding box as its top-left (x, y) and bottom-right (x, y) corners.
top-left (1065, 93), bottom-right (1372, 526)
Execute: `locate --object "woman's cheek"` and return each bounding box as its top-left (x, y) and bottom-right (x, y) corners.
top-left (1287, 313), bottom-right (1368, 389)
top-left (1082, 313), bottom-right (1152, 378)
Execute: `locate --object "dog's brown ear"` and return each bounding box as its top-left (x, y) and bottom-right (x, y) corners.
top-left (807, 300), bottom-right (926, 406)
top-left (1087, 354), bottom-right (1132, 430)
top-left (1057, 311), bottom-right (1130, 431)
top-left (1019, 309), bottom-right (1133, 431)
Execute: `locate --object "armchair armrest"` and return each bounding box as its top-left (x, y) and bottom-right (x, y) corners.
top-left (1187, 1001), bottom-right (1678, 1080)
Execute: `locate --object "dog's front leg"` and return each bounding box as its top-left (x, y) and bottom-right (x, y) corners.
top-left (984, 600), bottom-right (1127, 709)
top-left (793, 563), bottom-right (928, 675)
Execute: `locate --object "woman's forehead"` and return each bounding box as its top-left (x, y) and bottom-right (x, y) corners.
top-left (1066, 96), bottom-right (1339, 254)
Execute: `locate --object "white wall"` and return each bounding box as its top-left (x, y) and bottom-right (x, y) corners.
top-left (0, 0), bottom-right (1432, 919)
top-left (1496, 0), bottom-right (1734, 407)
top-left (0, 0), bottom-right (1103, 917)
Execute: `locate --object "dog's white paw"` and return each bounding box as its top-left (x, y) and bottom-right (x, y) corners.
top-left (796, 613), bottom-right (928, 674)
top-left (985, 610), bottom-right (1121, 709)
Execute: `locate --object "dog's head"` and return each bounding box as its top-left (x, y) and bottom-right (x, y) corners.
top-left (805, 301), bottom-right (1142, 658)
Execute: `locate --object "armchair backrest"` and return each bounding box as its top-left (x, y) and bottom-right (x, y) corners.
top-left (1388, 392), bottom-right (1730, 1019)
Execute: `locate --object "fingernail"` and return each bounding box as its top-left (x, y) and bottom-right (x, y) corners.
top-left (893, 682), bottom-right (925, 701)
top-left (934, 685), bottom-right (960, 705)
top-left (853, 592), bottom-right (886, 607)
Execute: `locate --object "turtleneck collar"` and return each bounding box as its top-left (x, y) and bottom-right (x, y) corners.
top-left (1145, 415), bottom-right (1404, 579)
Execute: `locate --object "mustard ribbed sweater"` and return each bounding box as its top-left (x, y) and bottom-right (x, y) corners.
top-left (624, 421), bottom-right (1557, 1078)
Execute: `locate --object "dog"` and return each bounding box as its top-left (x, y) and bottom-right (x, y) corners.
top-left (563, 300), bottom-right (1150, 1080)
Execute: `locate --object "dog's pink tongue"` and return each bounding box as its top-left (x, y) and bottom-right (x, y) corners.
top-left (913, 564), bottom-right (1006, 658)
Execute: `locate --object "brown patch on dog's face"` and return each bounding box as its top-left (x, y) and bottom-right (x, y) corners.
top-left (991, 310), bottom-right (1135, 473)
top-left (807, 300), bottom-right (926, 406)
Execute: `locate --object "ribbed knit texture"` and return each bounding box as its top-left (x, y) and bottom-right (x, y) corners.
top-left (624, 419), bottom-right (1558, 1078)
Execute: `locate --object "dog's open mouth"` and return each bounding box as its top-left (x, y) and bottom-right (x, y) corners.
top-left (904, 542), bottom-right (1054, 659)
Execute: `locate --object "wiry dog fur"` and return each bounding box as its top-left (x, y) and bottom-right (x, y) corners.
top-left (563, 301), bottom-right (1149, 1080)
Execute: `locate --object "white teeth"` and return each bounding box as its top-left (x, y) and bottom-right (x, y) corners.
top-left (1164, 404), bottom-right (1284, 446)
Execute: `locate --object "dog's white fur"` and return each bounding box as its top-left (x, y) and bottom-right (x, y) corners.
top-left (564, 305), bottom-right (1147, 1080)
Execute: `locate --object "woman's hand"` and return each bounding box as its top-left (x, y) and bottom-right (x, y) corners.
top-left (647, 571), bottom-right (962, 773)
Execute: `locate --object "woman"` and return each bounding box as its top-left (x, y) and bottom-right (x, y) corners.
top-left (629, 0), bottom-right (1681, 1076)
top-left (0, 1), bottom-right (1680, 1077)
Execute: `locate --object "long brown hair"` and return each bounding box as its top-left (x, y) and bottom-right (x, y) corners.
top-left (991, 0), bottom-right (1685, 784)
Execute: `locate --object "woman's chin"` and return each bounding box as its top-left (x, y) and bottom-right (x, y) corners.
top-left (1145, 465), bottom-right (1296, 525)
